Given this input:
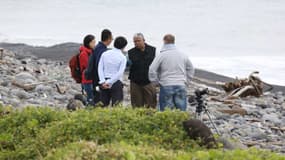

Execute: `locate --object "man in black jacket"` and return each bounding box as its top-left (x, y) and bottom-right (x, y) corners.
top-left (85, 29), bottom-right (113, 105)
top-left (128, 33), bottom-right (157, 108)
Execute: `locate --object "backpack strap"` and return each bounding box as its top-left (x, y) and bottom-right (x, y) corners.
top-left (76, 52), bottom-right (81, 72)
top-left (81, 85), bottom-right (84, 95)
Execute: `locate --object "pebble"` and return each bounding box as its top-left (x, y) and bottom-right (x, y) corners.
top-left (0, 49), bottom-right (284, 153)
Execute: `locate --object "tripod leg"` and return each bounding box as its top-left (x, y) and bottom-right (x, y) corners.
top-left (204, 110), bottom-right (221, 135)
top-left (195, 113), bottom-right (203, 121)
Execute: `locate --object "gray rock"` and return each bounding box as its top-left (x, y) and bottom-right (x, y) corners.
top-left (256, 104), bottom-right (269, 109)
top-left (241, 103), bottom-right (257, 110)
top-left (35, 84), bottom-right (53, 94)
top-left (264, 108), bottom-right (277, 114)
top-left (66, 99), bottom-right (84, 111)
top-left (53, 95), bottom-right (68, 101)
top-left (0, 81), bottom-right (9, 87)
top-left (217, 137), bottom-right (247, 150)
top-left (276, 91), bottom-right (284, 96)
top-left (11, 89), bottom-right (31, 99)
top-left (215, 112), bottom-right (231, 120)
top-left (8, 98), bottom-right (21, 107)
top-left (0, 86), bottom-right (9, 95)
top-left (14, 72), bottom-right (37, 84)
top-left (262, 113), bottom-right (282, 125)
top-left (37, 59), bottom-right (47, 64)
top-left (250, 132), bottom-right (268, 140)
top-left (26, 99), bottom-right (43, 105)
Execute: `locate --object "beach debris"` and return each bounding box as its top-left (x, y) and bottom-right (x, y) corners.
top-left (55, 83), bottom-right (67, 94)
top-left (194, 71), bottom-right (273, 98)
top-left (217, 107), bottom-right (247, 116)
top-left (12, 79), bottom-right (57, 91)
top-left (223, 72), bottom-right (265, 98)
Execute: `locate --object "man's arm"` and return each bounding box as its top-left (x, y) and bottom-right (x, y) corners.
top-left (126, 51), bottom-right (132, 67)
top-left (185, 58), bottom-right (195, 85)
top-left (106, 56), bottom-right (127, 85)
top-left (84, 51), bottom-right (95, 80)
top-left (98, 54), bottom-right (106, 84)
top-left (149, 54), bottom-right (162, 83)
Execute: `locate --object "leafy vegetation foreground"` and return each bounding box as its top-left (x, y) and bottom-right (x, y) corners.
top-left (0, 105), bottom-right (284, 160)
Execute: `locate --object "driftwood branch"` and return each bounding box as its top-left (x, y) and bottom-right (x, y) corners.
top-left (193, 77), bottom-right (225, 86)
top-left (12, 80), bottom-right (57, 91)
top-left (195, 71), bottom-right (270, 99)
top-left (55, 83), bottom-right (67, 94)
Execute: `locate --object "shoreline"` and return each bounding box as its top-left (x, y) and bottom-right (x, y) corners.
top-left (1, 42), bottom-right (284, 93)
top-left (1, 42), bottom-right (285, 153)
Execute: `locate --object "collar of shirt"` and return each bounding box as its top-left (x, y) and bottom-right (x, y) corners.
top-left (160, 44), bottom-right (176, 53)
top-left (134, 43), bottom-right (151, 54)
top-left (97, 41), bottom-right (107, 49)
top-left (112, 48), bottom-right (124, 54)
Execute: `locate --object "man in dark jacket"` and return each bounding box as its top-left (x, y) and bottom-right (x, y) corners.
top-left (128, 33), bottom-right (157, 108)
top-left (85, 29), bottom-right (113, 104)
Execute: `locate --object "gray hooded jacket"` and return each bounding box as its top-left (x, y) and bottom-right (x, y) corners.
top-left (149, 44), bottom-right (194, 86)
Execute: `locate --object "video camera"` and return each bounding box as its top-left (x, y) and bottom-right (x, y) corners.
top-left (188, 88), bottom-right (209, 105)
top-left (195, 88), bottom-right (209, 98)
top-left (188, 88), bottom-right (209, 114)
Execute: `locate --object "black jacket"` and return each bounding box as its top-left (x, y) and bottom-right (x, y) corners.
top-left (128, 44), bottom-right (156, 85)
top-left (84, 42), bottom-right (107, 84)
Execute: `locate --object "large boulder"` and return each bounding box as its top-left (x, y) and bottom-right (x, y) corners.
top-left (14, 72), bottom-right (37, 84)
top-left (12, 72), bottom-right (37, 90)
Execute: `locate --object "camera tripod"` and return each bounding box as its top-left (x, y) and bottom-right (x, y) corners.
top-left (189, 89), bottom-right (221, 135)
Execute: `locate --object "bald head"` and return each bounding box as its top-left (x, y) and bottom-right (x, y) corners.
top-left (163, 34), bottom-right (175, 44)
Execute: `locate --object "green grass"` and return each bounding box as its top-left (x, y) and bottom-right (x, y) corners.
top-left (0, 105), bottom-right (284, 160)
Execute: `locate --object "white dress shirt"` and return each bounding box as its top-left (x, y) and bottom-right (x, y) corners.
top-left (98, 48), bottom-right (127, 86)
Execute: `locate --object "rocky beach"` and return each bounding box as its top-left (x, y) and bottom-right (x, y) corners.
top-left (0, 44), bottom-right (284, 154)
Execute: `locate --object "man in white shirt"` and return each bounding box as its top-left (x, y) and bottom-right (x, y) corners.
top-left (98, 36), bottom-right (128, 106)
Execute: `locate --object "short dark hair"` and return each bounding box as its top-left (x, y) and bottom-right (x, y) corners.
top-left (114, 36), bottom-right (128, 49)
top-left (83, 34), bottom-right (95, 49)
top-left (163, 34), bottom-right (175, 44)
top-left (101, 29), bottom-right (112, 42)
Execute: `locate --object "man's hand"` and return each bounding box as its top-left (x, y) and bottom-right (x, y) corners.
top-left (151, 82), bottom-right (160, 88)
top-left (101, 83), bottom-right (111, 89)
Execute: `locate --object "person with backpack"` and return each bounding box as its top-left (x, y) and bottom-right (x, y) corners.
top-left (79, 34), bottom-right (96, 106)
top-left (98, 36), bottom-right (128, 107)
top-left (84, 29), bottom-right (113, 105)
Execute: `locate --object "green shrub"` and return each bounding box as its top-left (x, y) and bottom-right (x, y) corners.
top-left (45, 141), bottom-right (285, 160)
top-left (34, 107), bottom-right (196, 157)
top-left (0, 106), bottom-right (284, 160)
top-left (0, 107), bottom-right (68, 159)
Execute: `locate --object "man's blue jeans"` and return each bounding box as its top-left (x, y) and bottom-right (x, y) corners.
top-left (159, 85), bottom-right (187, 111)
top-left (82, 83), bottom-right (94, 106)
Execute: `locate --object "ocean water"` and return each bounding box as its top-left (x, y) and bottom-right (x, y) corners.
top-left (0, 0), bottom-right (284, 85)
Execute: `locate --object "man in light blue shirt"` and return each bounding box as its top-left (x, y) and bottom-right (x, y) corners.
top-left (98, 36), bottom-right (128, 106)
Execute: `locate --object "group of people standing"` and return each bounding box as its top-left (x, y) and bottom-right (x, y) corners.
top-left (78, 29), bottom-right (194, 111)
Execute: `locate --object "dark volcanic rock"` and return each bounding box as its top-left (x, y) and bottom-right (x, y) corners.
top-left (0, 42), bottom-right (80, 62)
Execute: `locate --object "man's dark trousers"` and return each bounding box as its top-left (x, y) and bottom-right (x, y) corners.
top-left (130, 82), bottom-right (157, 108)
top-left (100, 80), bottom-right (123, 107)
